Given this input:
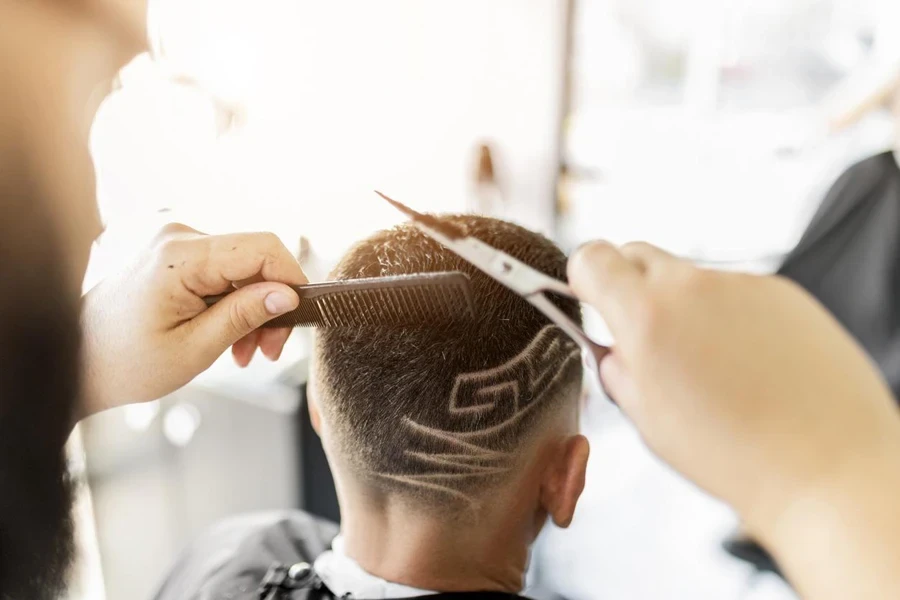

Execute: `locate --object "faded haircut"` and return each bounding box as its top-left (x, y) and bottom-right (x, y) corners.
top-left (315, 215), bottom-right (583, 509)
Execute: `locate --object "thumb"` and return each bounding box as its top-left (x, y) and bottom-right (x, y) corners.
top-left (184, 282), bottom-right (299, 365)
top-left (568, 241), bottom-right (645, 333)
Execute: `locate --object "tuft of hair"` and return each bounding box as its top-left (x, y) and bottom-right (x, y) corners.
top-left (316, 215), bottom-right (583, 510)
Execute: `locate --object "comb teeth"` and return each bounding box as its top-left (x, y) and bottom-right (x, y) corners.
top-left (261, 272), bottom-right (475, 329)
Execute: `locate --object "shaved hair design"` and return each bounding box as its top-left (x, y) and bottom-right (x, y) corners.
top-left (375, 326), bottom-right (580, 507)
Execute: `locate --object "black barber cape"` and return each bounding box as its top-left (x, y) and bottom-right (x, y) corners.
top-left (153, 510), bottom-right (532, 600)
top-left (779, 151), bottom-right (900, 399)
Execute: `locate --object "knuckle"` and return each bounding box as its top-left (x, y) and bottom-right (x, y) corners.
top-left (156, 237), bottom-right (192, 263)
top-left (620, 241), bottom-right (649, 254)
top-left (265, 233), bottom-right (286, 256)
top-left (154, 222), bottom-right (193, 241)
top-left (254, 231), bottom-right (282, 252)
top-left (577, 240), bottom-right (614, 266)
top-left (238, 232), bottom-right (285, 262)
top-left (570, 242), bottom-right (615, 283)
top-left (263, 231), bottom-right (281, 246)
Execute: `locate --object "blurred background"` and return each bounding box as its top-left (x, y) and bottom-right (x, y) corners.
top-left (70, 0), bottom-right (900, 598)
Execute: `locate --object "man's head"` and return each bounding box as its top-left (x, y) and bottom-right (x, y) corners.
top-left (312, 215), bottom-right (589, 553)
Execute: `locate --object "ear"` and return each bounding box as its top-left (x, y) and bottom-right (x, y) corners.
top-left (306, 360), bottom-right (323, 436)
top-left (306, 341), bottom-right (326, 436)
top-left (539, 435), bottom-right (589, 528)
top-left (307, 390), bottom-right (322, 436)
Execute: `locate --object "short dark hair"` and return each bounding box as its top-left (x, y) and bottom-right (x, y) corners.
top-left (315, 215), bottom-right (582, 510)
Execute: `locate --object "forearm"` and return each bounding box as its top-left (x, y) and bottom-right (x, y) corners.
top-left (756, 443), bottom-right (900, 599)
top-left (566, 242), bottom-right (900, 598)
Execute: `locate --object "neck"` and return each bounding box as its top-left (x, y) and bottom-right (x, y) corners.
top-left (340, 497), bottom-right (536, 594)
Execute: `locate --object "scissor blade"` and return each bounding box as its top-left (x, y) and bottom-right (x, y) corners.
top-left (376, 190), bottom-right (575, 297)
top-left (374, 190), bottom-right (424, 220)
top-left (375, 191), bottom-right (466, 240)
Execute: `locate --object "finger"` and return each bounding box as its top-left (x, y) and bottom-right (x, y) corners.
top-left (599, 352), bottom-right (639, 415)
top-left (207, 233), bottom-right (306, 289)
top-left (258, 327), bottom-right (292, 361)
top-left (233, 273), bottom-right (265, 289)
top-left (184, 281), bottom-right (299, 366)
top-left (166, 232), bottom-right (307, 297)
top-left (619, 242), bottom-right (678, 273)
top-left (231, 330), bottom-right (261, 367)
top-left (568, 241), bottom-right (646, 332)
top-left (154, 222), bottom-right (206, 240)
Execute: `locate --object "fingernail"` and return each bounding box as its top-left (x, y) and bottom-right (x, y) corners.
top-left (264, 292), bottom-right (294, 315)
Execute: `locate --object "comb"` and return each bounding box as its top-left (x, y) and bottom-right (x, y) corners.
top-left (203, 271), bottom-right (475, 328)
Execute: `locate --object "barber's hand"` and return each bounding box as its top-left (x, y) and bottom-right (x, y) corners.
top-left (568, 241), bottom-right (900, 532)
top-left (80, 224), bottom-right (307, 418)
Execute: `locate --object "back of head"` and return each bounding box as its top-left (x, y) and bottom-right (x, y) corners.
top-left (315, 215), bottom-right (582, 512)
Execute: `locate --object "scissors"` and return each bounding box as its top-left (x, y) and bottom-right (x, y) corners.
top-left (376, 191), bottom-right (610, 384)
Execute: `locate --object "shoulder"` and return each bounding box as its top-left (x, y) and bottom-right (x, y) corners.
top-left (153, 510), bottom-right (339, 600)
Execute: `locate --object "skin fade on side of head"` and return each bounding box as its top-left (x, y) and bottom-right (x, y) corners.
top-left (316, 215), bottom-right (584, 514)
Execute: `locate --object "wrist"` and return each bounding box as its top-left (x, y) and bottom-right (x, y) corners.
top-left (78, 290), bottom-right (116, 422)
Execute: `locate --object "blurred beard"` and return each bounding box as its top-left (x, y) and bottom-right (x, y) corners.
top-left (0, 152), bottom-right (82, 599)
top-left (0, 285), bottom-right (80, 599)
top-left (0, 452), bottom-right (76, 600)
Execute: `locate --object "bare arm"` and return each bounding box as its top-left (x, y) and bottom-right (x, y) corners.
top-left (568, 241), bottom-right (900, 600)
top-left (760, 445), bottom-right (900, 599)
